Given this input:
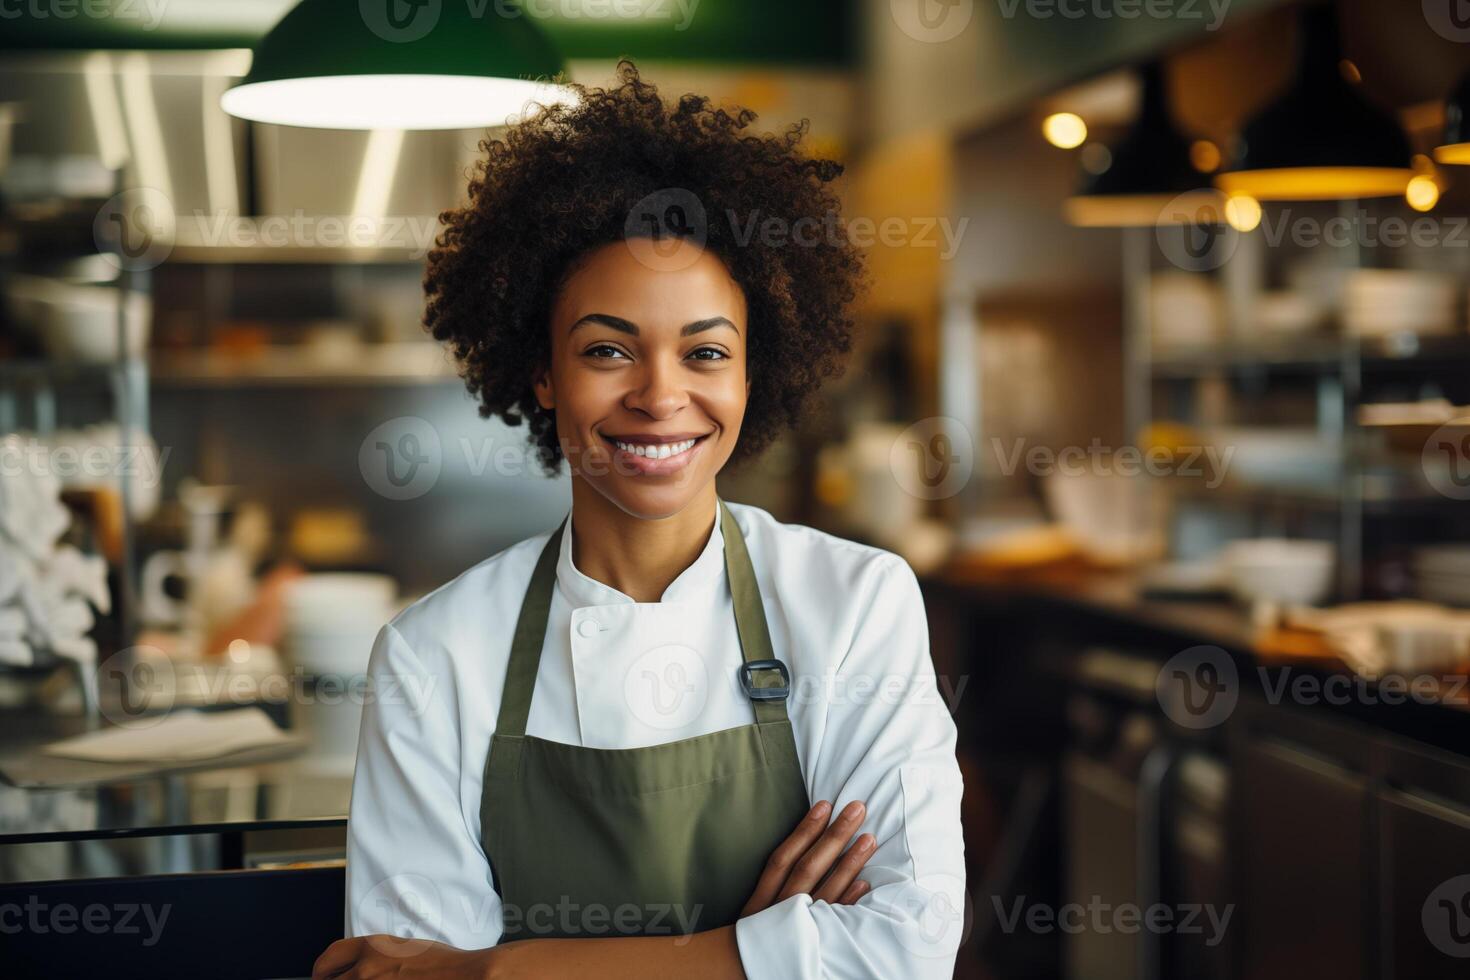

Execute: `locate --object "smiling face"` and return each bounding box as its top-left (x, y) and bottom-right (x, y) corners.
top-left (534, 239), bottom-right (750, 520)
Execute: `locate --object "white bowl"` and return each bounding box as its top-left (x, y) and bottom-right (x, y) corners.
top-left (1222, 538), bottom-right (1336, 606)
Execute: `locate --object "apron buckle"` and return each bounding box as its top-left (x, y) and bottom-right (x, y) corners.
top-left (738, 659), bottom-right (791, 701)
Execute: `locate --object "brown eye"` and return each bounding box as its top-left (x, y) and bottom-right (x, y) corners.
top-left (586, 344), bottom-right (629, 359)
top-left (688, 347), bottom-right (728, 361)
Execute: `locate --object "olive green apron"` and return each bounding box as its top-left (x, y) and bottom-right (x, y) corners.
top-left (480, 498), bottom-right (810, 940)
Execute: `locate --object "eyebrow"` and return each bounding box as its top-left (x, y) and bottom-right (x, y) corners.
top-left (569, 314), bottom-right (738, 337)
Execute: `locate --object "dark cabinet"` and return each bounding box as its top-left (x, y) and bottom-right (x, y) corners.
top-left (1235, 734), bottom-right (1371, 980)
top-left (1380, 744), bottom-right (1470, 978)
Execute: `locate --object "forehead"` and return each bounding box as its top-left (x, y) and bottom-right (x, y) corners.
top-left (551, 240), bottom-right (747, 333)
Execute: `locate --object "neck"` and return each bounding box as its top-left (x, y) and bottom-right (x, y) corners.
top-left (568, 482), bottom-right (720, 603)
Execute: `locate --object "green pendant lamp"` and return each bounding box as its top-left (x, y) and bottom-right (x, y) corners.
top-left (220, 0), bottom-right (569, 130)
top-left (1065, 60), bottom-right (1223, 227)
top-left (1215, 2), bottom-right (1411, 200)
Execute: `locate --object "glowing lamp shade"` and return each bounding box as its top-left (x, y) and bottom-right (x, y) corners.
top-left (1215, 4), bottom-right (1411, 201)
top-left (1434, 70), bottom-right (1470, 165)
top-left (220, 0), bottom-right (570, 130)
top-left (1065, 61), bottom-right (1223, 228)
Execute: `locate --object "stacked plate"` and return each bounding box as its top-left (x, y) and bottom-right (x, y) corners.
top-left (1413, 545), bottom-right (1470, 607)
top-left (1342, 269), bottom-right (1458, 337)
top-left (283, 573), bottom-right (398, 677)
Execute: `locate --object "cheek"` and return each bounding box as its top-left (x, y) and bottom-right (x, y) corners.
top-left (709, 369), bottom-right (748, 430)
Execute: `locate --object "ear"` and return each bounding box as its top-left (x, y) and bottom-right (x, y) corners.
top-left (533, 366), bottom-right (555, 411)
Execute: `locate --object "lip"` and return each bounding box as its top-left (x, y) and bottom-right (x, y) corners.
top-left (601, 432), bottom-right (710, 444)
top-left (600, 431), bottom-right (711, 476)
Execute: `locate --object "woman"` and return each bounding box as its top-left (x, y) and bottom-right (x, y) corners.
top-left (316, 62), bottom-right (965, 979)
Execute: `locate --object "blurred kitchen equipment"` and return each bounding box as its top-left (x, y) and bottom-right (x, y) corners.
top-left (824, 421), bottom-right (930, 556)
top-left (6, 273), bottom-right (150, 362)
top-left (45, 424), bottom-right (163, 522)
top-left (1292, 602), bottom-right (1470, 676)
top-left (1412, 545), bottom-right (1470, 607)
top-left (0, 434), bottom-right (111, 712)
top-left (41, 706), bottom-right (297, 764)
top-left (1221, 538), bottom-right (1335, 607)
top-left (288, 508), bottom-right (375, 568)
top-left (1042, 469), bottom-right (1166, 566)
top-left (1342, 269), bottom-right (1458, 338)
top-left (139, 482), bottom-right (239, 640)
top-left (1254, 290), bottom-right (1328, 337)
top-left (1138, 557), bottom-right (1231, 600)
top-left (1148, 273), bottom-right (1224, 349)
top-left (283, 573), bottom-right (398, 678)
top-left (1205, 426), bottom-right (1342, 490)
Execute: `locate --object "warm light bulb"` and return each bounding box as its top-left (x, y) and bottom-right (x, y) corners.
top-left (1406, 174), bottom-right (1440, 212)
top-left (1190, 140), bottom-right (1222, 173)
top-left (1224, 194), bottom-right (1262, 232)
top-left (1043, 113), bottom-right (1087, 149)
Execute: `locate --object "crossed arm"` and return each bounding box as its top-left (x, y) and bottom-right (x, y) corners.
top-left (314, 799), bottom-right (875, 979)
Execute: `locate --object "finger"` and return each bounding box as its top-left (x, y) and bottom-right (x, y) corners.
top-left (777, 800), bottom-right (866, 901)
top-left (312, 937), bottom-right (363, 979)
top-left (837, 879), bottom-right (871, 905)
top-left (812, 833), bottom-right (876, 904)
top-left (741, 800), bottom-right (833, 916)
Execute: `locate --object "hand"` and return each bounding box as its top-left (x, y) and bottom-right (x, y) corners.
top-left (312, 934), bottom-right (494, 979)
top-left (740, 800), bottom-right (875, 917)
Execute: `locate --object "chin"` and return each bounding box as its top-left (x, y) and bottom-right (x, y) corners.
top-left (596, 478), bottom-right (714, 522)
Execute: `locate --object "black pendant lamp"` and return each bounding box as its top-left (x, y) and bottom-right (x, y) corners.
top-left (1435, 70), bottom-right (1470, 165)
top-left (1216, 2), bottom-right (1410, 200)
top-left (1065, 60), bottom-right (1221, 226)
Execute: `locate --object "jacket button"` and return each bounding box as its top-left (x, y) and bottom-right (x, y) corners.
top-left (577, 619), bottom-right (599, 638)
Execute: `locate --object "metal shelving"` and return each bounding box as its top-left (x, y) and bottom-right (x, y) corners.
top-left (1122, 220), bottom-right (1470, 604)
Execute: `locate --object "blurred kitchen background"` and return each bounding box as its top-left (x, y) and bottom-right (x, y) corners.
top-left (3, 0), bottom-right (1470, 977)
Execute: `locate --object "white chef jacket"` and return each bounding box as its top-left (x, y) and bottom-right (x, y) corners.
top-left (344, 499), bottom-right (966, 979)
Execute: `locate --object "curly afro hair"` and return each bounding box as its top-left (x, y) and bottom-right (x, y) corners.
top-left (421, 60), bottom-right (867, 474)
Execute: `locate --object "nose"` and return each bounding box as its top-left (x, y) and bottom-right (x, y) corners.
top-left (623, 354), bottom-right (690, 420)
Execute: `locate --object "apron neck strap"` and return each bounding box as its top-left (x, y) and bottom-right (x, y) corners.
top-left (494, 497), bottom-right (789, 738)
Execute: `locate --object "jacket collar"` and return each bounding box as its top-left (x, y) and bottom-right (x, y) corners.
top-left (554, 496), bottom-right (726, 607)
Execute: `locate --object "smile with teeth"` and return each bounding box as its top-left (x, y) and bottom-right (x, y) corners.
top-left (610, 437), bottom-right (700, 459)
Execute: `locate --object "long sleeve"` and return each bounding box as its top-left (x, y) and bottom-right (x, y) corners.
top-left (344, 622), bottom-right (501, 949)
top-left (734, 555), bottom-right (967, 979)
